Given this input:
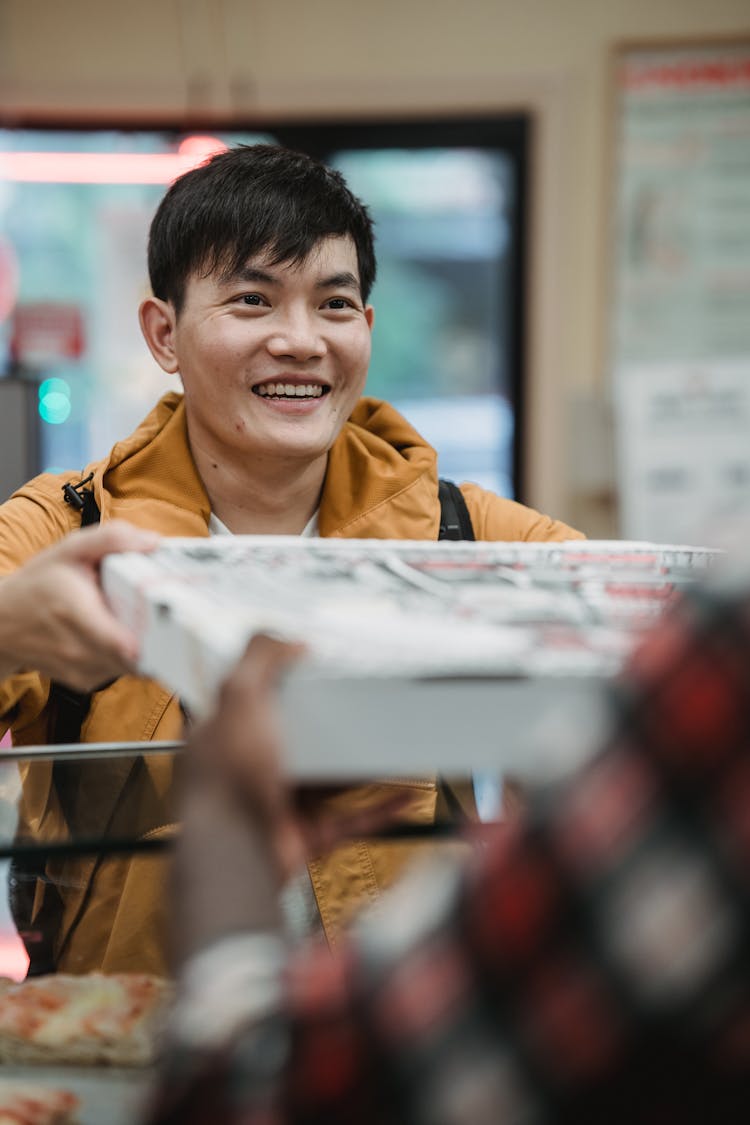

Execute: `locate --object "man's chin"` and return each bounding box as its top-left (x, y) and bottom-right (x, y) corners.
top-left (250, 435), bottom-right (335, 467)
top-left (254, 419), bottom-right (345, 460)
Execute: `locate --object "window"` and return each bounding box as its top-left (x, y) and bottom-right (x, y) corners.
top-left (0, 116), bottom-right (528, 497)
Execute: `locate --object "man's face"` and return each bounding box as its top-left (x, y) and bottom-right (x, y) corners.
top-left (164, 235), bottom-right (373, 468)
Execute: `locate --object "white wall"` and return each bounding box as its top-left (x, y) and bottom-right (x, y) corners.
top-left (1, 0), bottom-right (748, 529)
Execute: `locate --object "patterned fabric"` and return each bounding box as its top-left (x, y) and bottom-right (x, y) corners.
top-left (150, 578), bottom-right (750, 1124)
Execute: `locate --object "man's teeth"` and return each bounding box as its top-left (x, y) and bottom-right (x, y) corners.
top-left (255, 383), bottom-right (325, 398)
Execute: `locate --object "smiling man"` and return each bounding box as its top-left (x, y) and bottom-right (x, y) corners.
top-left (139, 232), bottom-right (374, 537)
top-left (0, 145), bottom-right (582, 976)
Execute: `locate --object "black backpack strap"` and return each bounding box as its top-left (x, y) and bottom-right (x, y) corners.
top-left (437, 478), bottom-right (475, 541)
top-left (47, 683), bottom-right (98, 745)
top-left (47, 474), bottom-right (103, 743)
top-left (436, 479), bottom-right (476, 829)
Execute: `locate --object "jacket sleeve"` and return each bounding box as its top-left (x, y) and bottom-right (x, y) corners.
top-left (459, 481), bottom-right (584, 542)
top-left (0, 474), bottom-right (76, 576)
top-left (0, 474), bottom-right (77, 730)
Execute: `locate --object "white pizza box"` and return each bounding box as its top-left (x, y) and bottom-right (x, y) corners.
top-left (101, 536), bottom-right (720, 779)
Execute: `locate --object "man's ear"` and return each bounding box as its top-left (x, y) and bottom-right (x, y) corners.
top-left (139, 297), bottom-right (179, 374)
top-left (365, 305), bottom-right (375, 331)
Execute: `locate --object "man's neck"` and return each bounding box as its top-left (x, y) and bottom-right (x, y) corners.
top-left (190, 438), bottom-right (327, 536)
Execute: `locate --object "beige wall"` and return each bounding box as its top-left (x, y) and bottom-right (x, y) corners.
top-left (1, 0), bottom-right (748, 530)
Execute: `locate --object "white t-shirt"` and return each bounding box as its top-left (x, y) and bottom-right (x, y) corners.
top-left (208, 510), bottom-right (320, 537)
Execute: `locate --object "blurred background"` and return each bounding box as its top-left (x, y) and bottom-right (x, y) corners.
top-left (0, 0), bottom-right (748, 986)
top-left (0, 0), bottom-right (748, 544)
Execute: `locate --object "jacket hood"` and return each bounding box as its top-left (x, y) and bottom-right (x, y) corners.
top-left (86, 391), bottom-right (211, 536)
top-left (86, 392), bottom-right (440, 540)
top-left (321, 396), bottom-right (439, 538)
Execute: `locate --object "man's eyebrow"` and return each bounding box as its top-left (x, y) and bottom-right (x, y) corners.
top-left (219, 266), bottom-right (361, 293)
top-left (226, 265), bottom-right (279, 285)
top-left (316, 271), bottom-right (361, 293)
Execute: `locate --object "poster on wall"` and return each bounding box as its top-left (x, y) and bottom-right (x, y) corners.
top-left (610, 41), bottom-right (750, 542)
top-left (615, 359), bottom-right (750, 544)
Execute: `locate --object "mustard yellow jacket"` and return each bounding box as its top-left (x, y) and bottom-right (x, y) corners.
top-left (0, 393), bottom-right (582, 973)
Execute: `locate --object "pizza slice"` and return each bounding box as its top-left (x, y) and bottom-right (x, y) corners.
top-left (0, 1081), bottom-right (79, 1125)
top-left (0, 972), bottom-right (172, 1067)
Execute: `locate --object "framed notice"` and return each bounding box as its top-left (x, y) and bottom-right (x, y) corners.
top-left (609, 39), bottom-right (750, 542)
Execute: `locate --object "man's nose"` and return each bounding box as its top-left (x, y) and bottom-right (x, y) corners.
top-left (266, 311), bottom-right (326, 361)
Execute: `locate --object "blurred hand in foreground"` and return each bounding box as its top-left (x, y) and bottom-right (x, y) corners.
top-left (188, 635), bottom-right (412, 879)
top-left (175, 635), bottom-right (412, 962)
top-left (0, 520), bottom-right (160, 692)
top-left (187, 635), bottom-right (308, 880)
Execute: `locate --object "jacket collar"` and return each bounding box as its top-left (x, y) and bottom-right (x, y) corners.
top-left (89, 392), bottom-right (440, 541)
top-left (89, 393), bottom-right (211, 537)
top-left (321, 398), bottom-right (440, 539)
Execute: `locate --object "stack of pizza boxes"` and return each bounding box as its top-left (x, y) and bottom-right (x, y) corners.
top-left (102, 537), bottom-right (721, 781)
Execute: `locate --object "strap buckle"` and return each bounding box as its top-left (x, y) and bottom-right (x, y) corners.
top-left (61, 471), bottom-right (95, 512)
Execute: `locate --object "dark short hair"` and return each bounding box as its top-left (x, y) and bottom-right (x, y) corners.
top-left (147, 144), bottom-right (376, 312)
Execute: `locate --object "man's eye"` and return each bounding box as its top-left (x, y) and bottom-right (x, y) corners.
top-left (240, 294), bottom-right (264, 306)
top-left (325, 298), bottom-right (350, 310)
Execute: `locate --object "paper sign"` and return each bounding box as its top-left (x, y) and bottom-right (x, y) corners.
top-left (616, 359), bottom-right (750, 542)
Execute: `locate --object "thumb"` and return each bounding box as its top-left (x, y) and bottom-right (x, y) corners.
top-left (57, 521), bottom-right (161, 567)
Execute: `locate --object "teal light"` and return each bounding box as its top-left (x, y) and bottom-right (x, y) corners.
top-left (38, 378), bottom-right (72, 425)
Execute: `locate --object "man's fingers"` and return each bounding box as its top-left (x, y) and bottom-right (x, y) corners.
top-left (0, 521), bottom-right (159, 689)
top-left (55, 520), bottom-right (161, 566)
top-left (39, 609), bottom-right (139, 689)
top-left (76, 590), bottom-right (142, 666)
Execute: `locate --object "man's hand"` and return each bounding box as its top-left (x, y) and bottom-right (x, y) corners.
top-left (0, 521), bottom-right (160, 691)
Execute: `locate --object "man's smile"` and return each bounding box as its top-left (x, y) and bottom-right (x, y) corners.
top-left (252, 381), bottom-right (330, 400)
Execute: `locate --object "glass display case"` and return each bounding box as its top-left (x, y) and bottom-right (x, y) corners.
top-left (0, 740), bottom-right (182, 1125)
top-left (0, 738), bottom-right (472, 1124)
